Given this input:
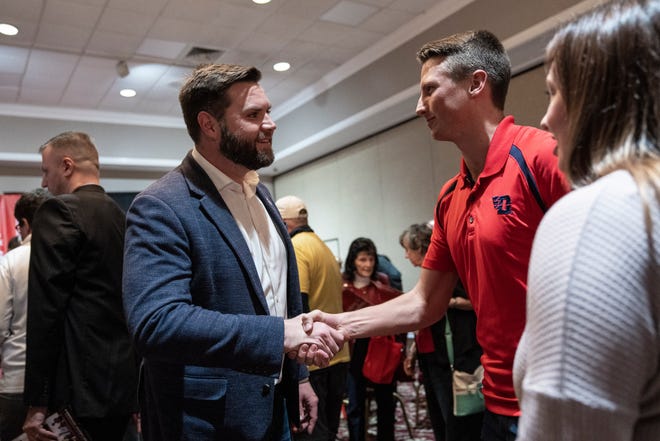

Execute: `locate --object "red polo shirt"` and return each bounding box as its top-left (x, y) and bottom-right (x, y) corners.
top-left (423, 116), bottom-right (569, 416)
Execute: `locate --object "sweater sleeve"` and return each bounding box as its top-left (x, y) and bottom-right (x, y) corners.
top-left (514, 171), bottom-right (660, 441)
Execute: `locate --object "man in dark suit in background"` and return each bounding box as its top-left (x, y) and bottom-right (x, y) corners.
top-left (23, 131), bottom-right (138, 441)
top-left (122, 64), bottom-right (343, 441)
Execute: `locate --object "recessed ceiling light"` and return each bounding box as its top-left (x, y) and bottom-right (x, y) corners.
top-left (252, 0), bottom-right (271, 4)
top-left (273, 62), bottom-right (290, 72)
top-left (120, 89), bottom-right (137, 98)
top-left (0, 23), bottom-right (19, 36)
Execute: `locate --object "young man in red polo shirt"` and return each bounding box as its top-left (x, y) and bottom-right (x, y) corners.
top-left (302, 30), bottom-right (569, 441)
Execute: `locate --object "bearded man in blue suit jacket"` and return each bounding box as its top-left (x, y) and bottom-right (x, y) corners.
top-left (122, 64), bottom-right (344, 441)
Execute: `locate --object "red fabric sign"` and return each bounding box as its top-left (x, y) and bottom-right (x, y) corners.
top-left (0, 194), bottom-right (21, 255)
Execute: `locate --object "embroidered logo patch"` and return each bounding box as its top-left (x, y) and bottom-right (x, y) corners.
top-left (492, 195), bottom-right (512, 214)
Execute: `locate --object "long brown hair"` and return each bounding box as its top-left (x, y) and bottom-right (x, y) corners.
top-left (546, 0), bottom-right (660, 238)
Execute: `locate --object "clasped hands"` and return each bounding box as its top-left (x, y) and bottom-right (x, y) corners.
top-left (284, 310), bottom-right (344, 368)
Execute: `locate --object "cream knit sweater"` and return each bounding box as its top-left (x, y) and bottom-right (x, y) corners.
top-left (514, 170), bottom-right (660, 441)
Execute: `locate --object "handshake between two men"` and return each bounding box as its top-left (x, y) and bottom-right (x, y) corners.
top-left (283, 310), bottom-right (347, 367)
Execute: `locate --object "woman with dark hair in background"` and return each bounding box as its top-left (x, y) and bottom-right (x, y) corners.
top-left (400, 223), bottom-right (482, 441)
top-left (514, 1), bottom-right (660, 439)
top-left (342, 237), bottom-right (401, 441)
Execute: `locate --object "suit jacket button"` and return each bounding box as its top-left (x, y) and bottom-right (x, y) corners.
top-left (262, 384), bottom-right (271, 396)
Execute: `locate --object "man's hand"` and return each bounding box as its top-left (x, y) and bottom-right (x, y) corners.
top-left (284, 315), bottom-right (344, 368)
top-left (292, 380), bottom-right (318, 435)
top-left (23, 407), bottom-right (58, 441)
top-left (300, 309), bottom-right (341, 334)
top-left (296, 310), bottom-right (348, 366)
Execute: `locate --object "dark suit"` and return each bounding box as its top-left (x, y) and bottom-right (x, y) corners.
top-left (25, 185), bottom-right (138, 434)
top-left (122, 153), bottom-right (306, 441)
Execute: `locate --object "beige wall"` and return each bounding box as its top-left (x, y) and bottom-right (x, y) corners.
top-left (272, 66), bottom-right (549, 291)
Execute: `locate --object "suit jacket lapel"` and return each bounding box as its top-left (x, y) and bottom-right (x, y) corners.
top-left (180, 153), bottom-right (271, 314)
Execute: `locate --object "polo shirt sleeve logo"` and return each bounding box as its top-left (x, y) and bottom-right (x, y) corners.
top-left (492, 195), bottom-right (512, 214)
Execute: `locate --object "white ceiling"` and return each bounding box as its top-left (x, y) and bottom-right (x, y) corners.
top-left (0, 0), bottom-right (600, 177)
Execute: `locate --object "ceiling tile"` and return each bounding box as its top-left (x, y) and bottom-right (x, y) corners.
top-left (148, 17), bottom-right (210, 43)
top-left (76, 55), bottom-right (118, 70)
top-left (289, 60), bottom-right (340, 81)
top-left (360, 8), bottom-right (415, 33)
top-left (320, 1), bottom-right (379, 26)
top-left (61, 60), bottom-right (116, 106)
top-left (19, 86), bottom-right (63, 105)
top-left (0, 46), bottom-right (29, 74)
top-left (213, 3), bottom-right (271, 31)
top-left (97, 8), bottom-right (154, 37)
top-left (137, 38), bottom-right (188, 60)
top-left (276, 0), bottom-right (338, 20)
top-left (21, 72), bottom-right (70, 92)
top-left (1, 0), bottom-right (44, 21)
top-left (199, 25), bottom-right (251, 51)
top-left (105, 0), bottom-right (169, 15)
top-left (24, 50), bottom-right (79, 81)
top-left (359, 0), bottom-right (395, 6)
top-left (0, 85), bottom-right (19, 101)
top-left (297, 21), bottom-right (353, 45)
top-left (0, 73), bottom-right (22, 87)
top-left (237, 33), bottom-right (288, 56)
top-left (60, 93), bottom-right (103, 108)
top-left (388, 0), bottom-right (439, 14)
top-left (66, 0), bottom-right (107, 6)
top-left (161, 0), bottom-right (222, 22)
top-left (334, 28), bottom-right (382, 50)
top-left (61, 81), bottom-right (111, 103)
top-left (42, 0), bottom-right (103, 27)
top-left (217, 49), bottom-right (269, 69)
top-left (86, 30), bottom-right (142, 57)
top-left (320, 44), bottom-right (359, 64)
top-left (257, 13), bottom-right (311, 40)
top-left (280, 40), bottom-right (327, 59)
top-left (35, 23), bottom-right (92, 52)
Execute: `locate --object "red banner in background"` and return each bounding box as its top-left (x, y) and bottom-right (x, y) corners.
top-left (0, 194), bottom-right (21, 256)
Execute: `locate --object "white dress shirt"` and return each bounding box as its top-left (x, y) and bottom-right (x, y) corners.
top-left (0, 234), bottom-right (31, 393)
top-left (191, 148), bottom-right (288, 318)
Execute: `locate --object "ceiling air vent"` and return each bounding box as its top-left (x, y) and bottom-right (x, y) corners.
top-left (182, 46), bottom-right (224, 66)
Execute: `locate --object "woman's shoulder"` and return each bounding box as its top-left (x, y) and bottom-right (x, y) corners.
top-left (544, 170), bottom-right (643, 226)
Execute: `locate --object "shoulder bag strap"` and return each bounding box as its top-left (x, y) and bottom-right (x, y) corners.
top-left (444, 316), bottom-right (454, 369)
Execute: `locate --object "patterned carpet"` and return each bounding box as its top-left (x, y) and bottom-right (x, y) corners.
top-left (336, 379), bottom-right (436, 440)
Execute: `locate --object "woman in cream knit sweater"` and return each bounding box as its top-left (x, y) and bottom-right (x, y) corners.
top-left (513, 1), bottom-right (660, 440)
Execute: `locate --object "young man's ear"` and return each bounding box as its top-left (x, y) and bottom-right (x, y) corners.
top-left (20, 218), bottom-right (32, 235)
top-left (468, 70), bottom-right (488, 96)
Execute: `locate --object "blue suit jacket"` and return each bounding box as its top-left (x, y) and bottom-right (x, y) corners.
top-left (123, 152), bottom-right (306, 441)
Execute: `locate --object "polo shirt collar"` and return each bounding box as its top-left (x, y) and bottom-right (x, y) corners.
top-left (458, 115), bottom-right (516, 187)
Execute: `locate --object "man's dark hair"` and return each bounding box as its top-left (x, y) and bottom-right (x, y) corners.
top-left (179, 64), bottom-right (262, 143)
top-left (14, 188), bottom-right (52, 225)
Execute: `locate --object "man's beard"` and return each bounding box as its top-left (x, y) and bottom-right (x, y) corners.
top-left (219, 123), bottom-right (274, 170)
